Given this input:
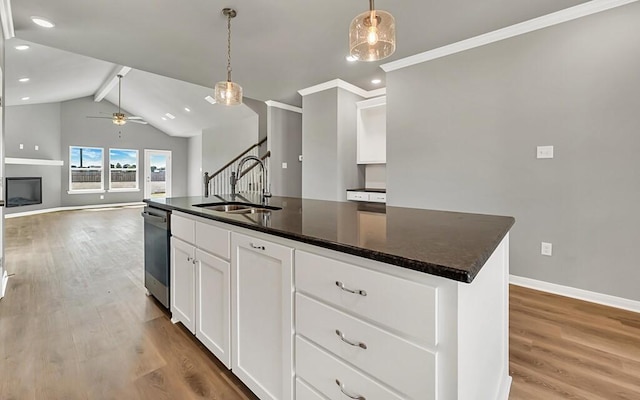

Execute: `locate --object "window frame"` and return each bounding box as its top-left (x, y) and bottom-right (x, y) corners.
top-left (108, 148), bottom-right (140, 192)
top-left (68, 146), bottom-right (105, 194)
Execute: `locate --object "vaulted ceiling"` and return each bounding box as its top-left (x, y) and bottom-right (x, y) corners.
top-left (9, 0), bottom-right (588, 106)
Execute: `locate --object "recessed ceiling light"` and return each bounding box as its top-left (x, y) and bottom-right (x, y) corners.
top-left (21, 97), bottom-right (30, 101)
top-left (204, 95), bottom-right (216, 104)
top-left (161, 117), bottom-right (167, 121)
top-left (371, 79), bottom-right (382, 84)
top-left (15, 45), bottom-right (30, 51)
top-left (31, 16), bottom-right (55, 28)
top-left (184, 107), bottom-right (191, 112)
top-left (346, 55), bottom-right (358, 62)
top-left (165, 113), bottom-right (176, 120)
top-left (18, 78), bottom-right (30, 83)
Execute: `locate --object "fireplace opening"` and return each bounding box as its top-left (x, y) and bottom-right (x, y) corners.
top-left (6, 177), bottom-right (42, 208)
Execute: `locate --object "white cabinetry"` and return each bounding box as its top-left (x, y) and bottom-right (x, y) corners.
top-left (232, 232), bottom-right (294, 400)
top-left (170, 212), bottom-right (231, 368)
top-left (170, 237), bottom-right (196, 333)
top-left (356, 96), bottom-right (386, 164)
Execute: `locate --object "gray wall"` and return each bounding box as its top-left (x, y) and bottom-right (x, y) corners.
top-left (386, 3), bottom-right (640, 301)
top-left (187, 132), bottom-right (203, 196)
top-left (60, 96), bottom-right (188, 206)
top-left (245, 98), bottom-right (268, 158)
top-left (4, 103), bottom-right (62, 214)
top-left (201, 113), bottom-right (258, 178)
top-left (268, 106), bottom-right (302, 197)
top-left (302, 88), bottom-right (364, 201)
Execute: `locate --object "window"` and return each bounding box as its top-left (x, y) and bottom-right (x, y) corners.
top-left (109, 149), bottom-right (139, 191)
top-left (69, 146), bottom-right (104, 192)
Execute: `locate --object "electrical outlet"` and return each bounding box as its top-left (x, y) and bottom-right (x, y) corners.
top-left (282, 162), bottom-right (288, 169)
top-left (35, 145), bottom-right (39, 151)
top-left (19, 144), bottom-right (23, 150)
top-left (298, 155), bottom-right (303, 162)
top-left (537, 146), bottom-right (554, 159)
top-left (100, 195), bottom-right (104, 200)
top-left (541, 242), bottom-right (553, 256)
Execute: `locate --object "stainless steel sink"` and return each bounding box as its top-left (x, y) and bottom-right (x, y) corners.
top-left (205, 204), bottom-right (253, 212)
top-left (193, 202), bottom-right (282, 214)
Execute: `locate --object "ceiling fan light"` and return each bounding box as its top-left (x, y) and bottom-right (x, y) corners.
top-left (214, 81), bottom-right (242, 106)
top-left (349, 2), bottom-right (396, 62)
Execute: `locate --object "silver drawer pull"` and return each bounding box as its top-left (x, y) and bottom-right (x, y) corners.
top-left (250, 243), bottom-right (265, 250)
top-left (335, 281), bottom-right (367, 296)
top-left (335, 329), bottom-right (367, 349)
top-left (335, 379), bottom-right (365, 400)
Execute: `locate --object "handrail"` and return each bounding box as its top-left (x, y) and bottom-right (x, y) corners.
top-left (209, 137), bottom-right (267, 179)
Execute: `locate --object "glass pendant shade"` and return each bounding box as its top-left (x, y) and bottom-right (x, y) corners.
top-left (214, 80), bottom-right (243, 106)
top-left (349, 8), bottom-right (396, 62)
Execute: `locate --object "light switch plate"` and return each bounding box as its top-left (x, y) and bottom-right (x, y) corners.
top-left (298, 155), bottom-right (303, 162)
top-left (537, 146), bottom-right (554, 159)
top-left (282, 162), bottom-right (288, 169)
top-left (35, 145), bottom-right (39, 151)
top-left (541, 242), bottom-right (553, 256)
top-left (19, 144), bottom-right (23, 149)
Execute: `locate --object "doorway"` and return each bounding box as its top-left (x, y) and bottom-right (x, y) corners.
top-left (144, 150), bottom-right (172, 199)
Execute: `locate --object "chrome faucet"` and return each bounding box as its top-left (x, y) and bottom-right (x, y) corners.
top-left (232, 156), bottom-right (271, 203)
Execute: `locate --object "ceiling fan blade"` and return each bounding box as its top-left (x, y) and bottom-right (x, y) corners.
top-left (127, 116), bottom-right (144, 120)
top-left (86, 116), bottom-right (114, 119)
top-left (100, 111), bottom-right (114, 115)
top-left (128, 119), bottom-right (149, 125)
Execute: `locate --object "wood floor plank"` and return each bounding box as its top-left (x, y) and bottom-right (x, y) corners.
top-left (2, 207), bottom-right (640, 399)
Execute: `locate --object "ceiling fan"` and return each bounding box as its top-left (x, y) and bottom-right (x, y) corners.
top-left (87, 74), bottom-right (148, 126)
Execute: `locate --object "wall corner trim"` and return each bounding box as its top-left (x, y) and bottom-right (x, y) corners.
top-left (0, 269), bottom-right (8, 299)
top-left (0, 0), bottom-right (15, 39)
top-left (381, 0), bottom-right (639, 72)
top-left (265, 100), bottom-right (303, 114)
top-left (510, 275), bottom-right (640, 314)
top-left (298, 79), bottom-right (386, 99)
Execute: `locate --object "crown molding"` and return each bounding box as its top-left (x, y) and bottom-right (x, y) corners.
top-left (0, 0), bottom-right (15, 39)
top-left (298, 79), bottom-right (386, 99)
top-left (94, 65), bottom-right (132, 102)
top-left (265, 100), bottom-right (302, 114)
top-left (382, 0), bottom-right (639, 72)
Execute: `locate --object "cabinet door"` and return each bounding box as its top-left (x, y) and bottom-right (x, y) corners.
top-left (170, 237), bottom-right (196, 333)
top-left (231, 233), bottom-right (294, 400)
top-left (195, 248), bottom-right (231, 369)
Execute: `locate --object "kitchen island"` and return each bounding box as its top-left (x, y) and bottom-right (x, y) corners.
top-left (145, 195), bottom-right (514, 400)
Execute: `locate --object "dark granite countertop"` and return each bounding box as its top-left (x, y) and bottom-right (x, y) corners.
top-left (145, 195), bottom-right (514, 283)
top-left (347, 188), bottom-right (386, 193)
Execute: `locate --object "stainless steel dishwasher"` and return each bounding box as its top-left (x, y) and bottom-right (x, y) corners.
top-left (142, 206), bottom-right (171, 308)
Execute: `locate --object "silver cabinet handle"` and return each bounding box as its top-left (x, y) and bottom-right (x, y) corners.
top-left (335, 281), bottom-right (367, 296)
top-left (250, 243), bottom-right (265, 250)
top-left (335, 329), bottom-right (367, 349)
top-left (335, 379), bottom-right (365, 400)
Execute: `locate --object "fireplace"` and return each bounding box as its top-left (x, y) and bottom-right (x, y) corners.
top-left (6, 177), bottom-right (42, 208)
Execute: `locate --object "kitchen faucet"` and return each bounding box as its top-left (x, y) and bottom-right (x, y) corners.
top-left (232, 156), bottom-right (271, 203)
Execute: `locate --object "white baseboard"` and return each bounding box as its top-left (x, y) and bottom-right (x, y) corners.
top-left (4, 202), bottom-right (146, 219)
top-left (496, 375), bottom-right (512, 400)
top-left (510, 275), bottom-right (640, 314)
top-left (1, 270), bottom-right (8, 299)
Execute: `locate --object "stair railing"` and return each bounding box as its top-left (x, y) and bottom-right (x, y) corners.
top-left (204, 138), bottom-right (270, 197)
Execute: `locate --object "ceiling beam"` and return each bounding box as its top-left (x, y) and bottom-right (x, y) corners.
top-left (94, 65), bottom-right (132, 102)
top-left (0, 0), bottom-right (15, 39)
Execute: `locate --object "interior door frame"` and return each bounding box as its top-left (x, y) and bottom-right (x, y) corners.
top-left (144, 149), bottom-right (172, 199)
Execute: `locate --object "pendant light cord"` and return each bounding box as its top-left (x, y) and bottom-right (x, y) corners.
top-left (226, 13), bottom-right (232, 82)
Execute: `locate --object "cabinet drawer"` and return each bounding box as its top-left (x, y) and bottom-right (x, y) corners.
top-left (171, 213), bottom-right (195, 244)
top-left (346, 191), bottom-right (369, 201)
top-left (195, 221), bottom-right (230, 259)
top-left (296, 336), bottom-right (405, 400)
top-left (295, 250), bottom-right (438, 346)
top-left (368, 193), bottom-right (386, 203)
top-left (296, 294), bottom-right (436, 400)
top-left (296, 378), bottom-right (329, 400)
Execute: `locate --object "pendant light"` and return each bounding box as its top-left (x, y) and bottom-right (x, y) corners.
top-left (215, 8), bottom-right (243, 105)
top-left (349, 0), bottom-right (396, 62)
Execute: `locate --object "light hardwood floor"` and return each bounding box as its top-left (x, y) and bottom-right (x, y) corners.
top-left (1, 207), bottom-right (639, 399)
